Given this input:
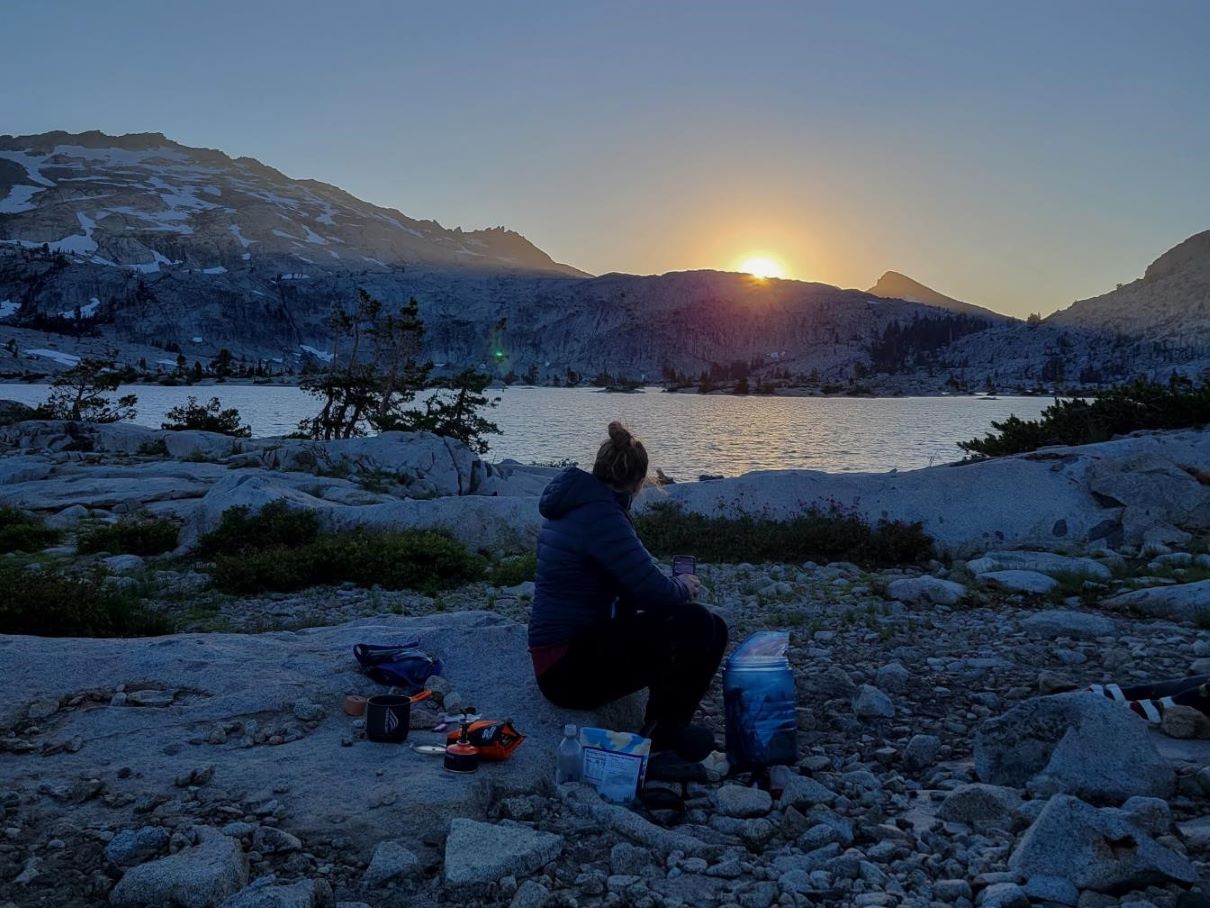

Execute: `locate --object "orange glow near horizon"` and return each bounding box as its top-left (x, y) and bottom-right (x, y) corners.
top-left (738, 256), bottom-right (785, 280)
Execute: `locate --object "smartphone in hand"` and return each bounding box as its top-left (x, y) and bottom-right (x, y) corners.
top-left (672, 555), bottom-right (696, 576)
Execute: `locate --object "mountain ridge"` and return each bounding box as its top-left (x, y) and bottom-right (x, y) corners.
top-left (0, 130), bottom-right (1207, 391)
top-left (867, 271), bottom-right (1007, 321)
top-left (1046, 229), bottom-right (1210, 340)
top-left (0, 129), bottom-right (588, 277)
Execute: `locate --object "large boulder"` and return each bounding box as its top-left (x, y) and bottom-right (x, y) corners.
top-left (0, 455), bottom-right (52, 485)
top-left (0, 460), bottom-right (225, 512)
top-left (976, 570), bottom-right (1059, 595)
top-left (974, 693), bottom-right (1174, 802)
top-left (0, 612), bottom-right (643, 854)
top-left (474, 460), bottom-right (563, 497)
top-left (966, 551), bottom-right (1112, 581)
top-left (886, 576), bottom-right (966, 605)
top-left (177, 471), bottom-right (541, 555)
top-left (1102, 580), bottom-right (1210, 625)
top-left (110, 827), bottom-right (249, 908)
top-left (1009, 794), bottom-right (1197, 892)
top-left (164, 430), bottom-right (248, 461)
top-left (1087, 448), bottom-right (1210, 538)
top-left (176, 473), bottom-right (338, 550)
top-left (318, 495), bottom-right (542, 556)
top-left (252, 432), bottom-right (479, 498)
top-left (635, 428), bottom-right (1210, 556)
top-left (0, 419), bottom-right (163, 455)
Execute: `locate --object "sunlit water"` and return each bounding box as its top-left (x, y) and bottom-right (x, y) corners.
top-left (1, 384), bottom-right (1052, 477)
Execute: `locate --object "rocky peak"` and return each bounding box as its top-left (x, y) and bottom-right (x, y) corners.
top-left (867, 271), bottom-right (1005, 321)
top-left (1144, 229), bottom-right (1210, 283)
top-left (1047, 228), bottom-right (1210, 341)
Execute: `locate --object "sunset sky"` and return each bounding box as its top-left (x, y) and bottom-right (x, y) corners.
top-left (3, 0), bottom-right (1208, 317)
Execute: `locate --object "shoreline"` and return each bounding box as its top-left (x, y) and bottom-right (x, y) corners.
top-left (0, 377), bottom-right (1055, 401)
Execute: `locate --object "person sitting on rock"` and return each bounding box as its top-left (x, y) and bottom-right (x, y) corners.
top-left (528, 420), bottom-right (728, 761)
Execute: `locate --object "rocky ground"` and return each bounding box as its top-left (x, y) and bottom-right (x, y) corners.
top-left (5, 542), bottom-right (1210, 908)
top-left (5, 421), bottom-right (1210, 906)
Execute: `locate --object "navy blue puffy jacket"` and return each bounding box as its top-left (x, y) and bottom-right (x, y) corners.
top-left (528, 467), bottom-right (690, 647)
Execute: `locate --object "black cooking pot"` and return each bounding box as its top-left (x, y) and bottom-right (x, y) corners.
top-left (365, 695), bottom-right (411, 743)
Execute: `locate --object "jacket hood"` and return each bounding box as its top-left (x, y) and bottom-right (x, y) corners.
top-left (539, 467), bottom-right (629, 519)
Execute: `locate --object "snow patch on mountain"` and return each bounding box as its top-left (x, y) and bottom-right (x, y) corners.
top-left (0, 185), bottom-right (43, 213)
top-left (59, 298), bottom-right (101, 319)
top-left (299, 345), bottom-right (334, 363)
top-left (28, 349), bottom-right (81, 366)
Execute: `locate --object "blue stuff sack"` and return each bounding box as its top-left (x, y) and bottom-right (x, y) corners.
top-left (723, 630), bottom-right (797, 770)
top-left (353, 641), bottom-right (443, 694)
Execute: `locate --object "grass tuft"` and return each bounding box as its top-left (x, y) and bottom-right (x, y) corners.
top-left (200, 502), bottom-right (483, 594)
top-left (0, 508), bottom-right (61, 554)
top-left (635, 501), bottom-right (933, 567)
top-left (0, 561), bottom-right (172, 637)
top-left (78, 517), bottom-right (179, 556)
top-left (487, 553), bottom-right (537, 587)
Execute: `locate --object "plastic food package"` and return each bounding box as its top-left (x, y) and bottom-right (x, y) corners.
top-left (578, 727), bottom-right (651, 803)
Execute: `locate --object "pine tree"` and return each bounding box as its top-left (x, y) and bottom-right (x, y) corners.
top-left (300, 290), bottom-right (432, 439)
top-left (409, 368), bottom-right (500, 454)
top-left (38, 358), bottom-right (137, 423)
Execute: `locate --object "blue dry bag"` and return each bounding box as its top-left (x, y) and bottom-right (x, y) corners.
top-left (724, 630), bottom-right (797, 771)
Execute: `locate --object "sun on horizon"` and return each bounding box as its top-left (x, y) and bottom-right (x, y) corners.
top-left (738, 256), bottom-right (785, 280)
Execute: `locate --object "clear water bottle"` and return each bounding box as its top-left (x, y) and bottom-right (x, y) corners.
top-left (555, 723), bottom-right (581, 784)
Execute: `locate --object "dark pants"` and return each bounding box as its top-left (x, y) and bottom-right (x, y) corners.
top-left (537, 603), bottom-right (728, 734)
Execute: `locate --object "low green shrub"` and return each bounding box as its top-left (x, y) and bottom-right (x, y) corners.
top-left (487, 552), bottom-right (537, 587)
top-left (207, 528), bottom-right (484, 594)
top-left (0, 507), bottom-right (61, 554)
top-left (635, 501), bottom-right (933, 567)
top-left (0, 562), bottom-right (173, 637)
top-left (959, 375), bottom-right (1210, 457)
top-left (78, 517), bottom-right (179, 556)
top-left (198, 502), bottom-right (320, 557)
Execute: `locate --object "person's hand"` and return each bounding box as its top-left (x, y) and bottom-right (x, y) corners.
top-left (680, 574), bottom-right (702, 600)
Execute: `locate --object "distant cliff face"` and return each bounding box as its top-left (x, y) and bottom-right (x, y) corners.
top-left (1046, 230), bottom-right (1210, 341)
top-left (0, 130), bottom-right (584, 276)
top-left (867, 271), bottom-right (1007, 321)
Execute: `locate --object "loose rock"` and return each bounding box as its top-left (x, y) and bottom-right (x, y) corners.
top-left (362, 840), bottom-right (420, 885)
top-left (443, 818), bottom-right (563, 886)
top-left (1009, 794), bottom-right (1197, 892)
top-left (110, 827), bottom-right (249, 908)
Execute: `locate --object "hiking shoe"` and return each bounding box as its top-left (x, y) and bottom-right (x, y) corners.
top-left (646, 750), bottom-right (711, 784)
top-left (648, 724), bottom-right (717, 763)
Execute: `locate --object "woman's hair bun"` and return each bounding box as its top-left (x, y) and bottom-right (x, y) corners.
top-left (594, 421), bottom-right (647, 489)
top-left (607, 421), bottom-right (632, 446)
